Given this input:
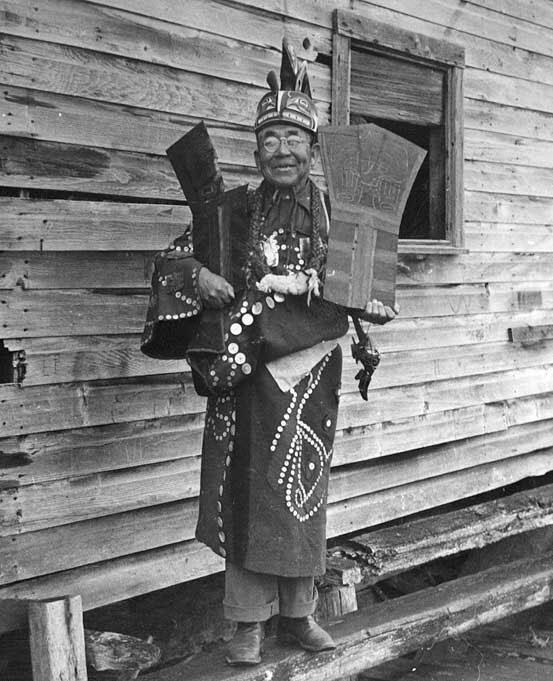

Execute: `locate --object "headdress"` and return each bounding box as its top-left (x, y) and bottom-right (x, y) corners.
top-left (254, 38), bottom-right (318, 134)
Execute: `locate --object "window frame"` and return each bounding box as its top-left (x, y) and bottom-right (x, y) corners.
top-left (332, 9), bottom-right (466, 254)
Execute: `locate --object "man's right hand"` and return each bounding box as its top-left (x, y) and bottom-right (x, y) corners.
top-left (197, 267), bottom-right (235, 308)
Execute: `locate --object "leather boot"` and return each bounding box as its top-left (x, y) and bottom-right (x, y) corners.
top-left (225, 621), bottom-right (264, 666)
top-left (277, 615), bottom-right (336, 652)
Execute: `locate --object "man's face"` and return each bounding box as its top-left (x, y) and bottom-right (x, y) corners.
top-left (254, 124), bottom-right (319, 189)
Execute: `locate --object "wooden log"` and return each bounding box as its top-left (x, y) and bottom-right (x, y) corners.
top-left (317, 584), bottom-right (358, 621)
top-left (340, 482), bottom-right (553, 584)
top-left (140, 549), bottom-right (553, 681)
top-left (28, 595), bottom-right (87, 681)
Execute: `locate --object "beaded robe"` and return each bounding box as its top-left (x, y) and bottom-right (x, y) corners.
top-left (142, 179), bottom-right (349, 576)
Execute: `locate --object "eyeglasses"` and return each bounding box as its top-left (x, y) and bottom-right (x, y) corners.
top-left (260, 135), bottom-right (307, 153)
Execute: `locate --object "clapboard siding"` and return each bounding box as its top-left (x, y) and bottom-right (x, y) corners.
top-left (6, 335), bottom-right (553, 387)
top-left (0, 0), bottom-right (552, 616)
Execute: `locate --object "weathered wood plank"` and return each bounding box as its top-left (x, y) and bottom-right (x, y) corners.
top-left (350, 49), bottom-right (444, 125)
top-left (465, 68), bottom-right (553, 115)
top-left (142, 548), bottom-right (553, 681)
top-left (3, 418), bottom-right (552, 586)
top-left (465, 99), bottom-right (553, 142)
top-left (0, 374), bottom-right (206, 437)
top-left (329, 447), bottom-right (553, 537)
top-left (0, 34), bottom-right (330, 126)
top-left (465, 223), bottom-right (553, 252)
top-left (5, 335), bottom-right (187, 386)
top-left (468, 0), bottom-right (553, 30)
top-left (1, 450), bottom-right (552, 635)
top-left (28, 595), bottom-right (87, 681)
top-left (0, 86), bottom-right (258, 165)
top-left (359, 0), bottom-right (553, 59)
top-left (331, 31), bottom-right (350, 125)
top-left (0, 501), bottom-right (195, 586)
top-left (3, 290), bottom-right (550, 354)
top-left (338, 364), bottom-right (553, 432)
top-left (465, 191), bottom-right (553, 224)
top-left (0, 460), bottom-right (200, 536)
top-left (336, 8), bottom-right (464, 66)
top-left (465, 161), bottom-right (553, 198)
top-left (347, 482), bottom-right (553, 584)
top-left (11, 327), bottom-right (553, 387)
top-left (0, 197), bottom-right (189, 252)
top-left (2, 353), bottom-right (553, 438)
top-left (89, 0), bottom-right (553, 87)
top-left (86, 0), bottom-right (330, 55)
top-left (1, 289), bottom-right (148, 337)
top-left (4, 250), bottom-right (553, 291)
top-left (465, 129), bottom-right (553, 168)
top-left (0, 135), bottom-right (258, 199)
top-left (0, 0), bottom-right (324, 91)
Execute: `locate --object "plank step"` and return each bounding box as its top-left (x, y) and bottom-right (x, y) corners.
top-left (330, 481), bottom-right (553, 585)
top-left (142, 549), bottom-right (553, 681)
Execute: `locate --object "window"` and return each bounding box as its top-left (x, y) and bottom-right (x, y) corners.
top-left (332, 10), bottom-right (465, 252)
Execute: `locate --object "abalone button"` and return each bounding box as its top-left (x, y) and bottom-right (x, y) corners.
top-left (218, 531), bottom-right (226, 543)
top-left (217, 517), bottom-right (223, 528)
top-left (242, 313), bottom-right (254, 326)
top-left (242, 363), bottom-right (252, 375)
top-left (230, 323), bottom-right (242, 335)
top-left (220, 547), bottom-right (227, 557)
top-left (274, 292), bottom-right (285, 303)
top-left (252, 302), bottom-right (263, 315)
top-left (228, 342), bottom-right (239, 355)
top-left (235, 352), bottom-right (246, 365)
top-left (266, 297), bottom-right (275, 309)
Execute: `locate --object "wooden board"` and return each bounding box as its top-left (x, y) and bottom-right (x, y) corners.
top-left (10, 329), bottom-right (553, 386)
top-left (320, 124), bottom-right (426, 309)
top-left (1, 449), bottom-right (552, 635)
top-left (348, 481), bottom-right (553, 583)
top-left (0, 197), bottom-right (189, 251)
top-left (350, 50), bottom-right (444, 125)
top-left (142, 549), bottom-right (553, 681)
top-left (0, 86), bottom-right (258, 165)
top-left (0, 135), bottom-right (259, 199)
top-left (0, 34), bottom-right (330, 127)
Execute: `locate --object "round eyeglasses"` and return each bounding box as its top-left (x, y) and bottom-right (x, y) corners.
top-left (261, 135), bottom-right (307, 153)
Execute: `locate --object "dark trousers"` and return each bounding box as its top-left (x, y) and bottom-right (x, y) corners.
top-left (224, 562), bottom-right (317, 622)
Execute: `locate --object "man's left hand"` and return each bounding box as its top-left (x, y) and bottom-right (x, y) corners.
top-left (360, 299), bottom-right (399, 325)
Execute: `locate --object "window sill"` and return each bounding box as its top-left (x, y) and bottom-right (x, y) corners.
top-left (398, 240), bottom-right (468, 256)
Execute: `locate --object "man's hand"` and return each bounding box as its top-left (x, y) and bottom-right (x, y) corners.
top-left (197, 267), bottom-right (235, 309)
top-left (361, 299), bottom-right (399, 325)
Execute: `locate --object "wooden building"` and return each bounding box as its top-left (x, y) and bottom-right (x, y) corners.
top-left (1, 0), bottom-right (553, 646)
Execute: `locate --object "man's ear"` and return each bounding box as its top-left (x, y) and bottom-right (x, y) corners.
top-left (310, 142), bottom-right (320, 169)
top-left (254, 148), bottom-right (261, 172)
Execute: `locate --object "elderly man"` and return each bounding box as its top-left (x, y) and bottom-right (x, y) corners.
top-left (142, 42), bottom-right (397, 666)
